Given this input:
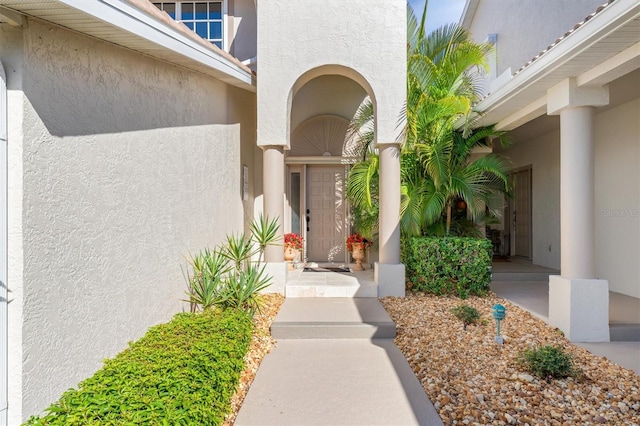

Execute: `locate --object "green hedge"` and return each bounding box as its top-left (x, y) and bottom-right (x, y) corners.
top-left (26, 308), bottom-right (253, 426)
top-left (402, 237), bottom-right (492, 298)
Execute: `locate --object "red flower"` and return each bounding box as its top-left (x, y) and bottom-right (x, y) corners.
top-left (284, 233), bottom-right (304, 249)
top-left (346, 233), bottom-right (372, 252)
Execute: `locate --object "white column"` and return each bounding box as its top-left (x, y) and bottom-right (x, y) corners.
top-left (260, 145), bottom-right (287, 295)
top-left (378, 143), bottom-right (401, 263)
top-left (374, 142), bottom-right (405, 296)
top-left (262, 145), bottom-right (285, 263)
top-left (547, 78), bottom-right (609, 342)
top-left (560, 106), bottom-right (595, 279)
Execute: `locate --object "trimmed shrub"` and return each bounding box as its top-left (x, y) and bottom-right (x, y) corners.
top-left (517, 345), bottom-right (580, 380)
top-left (451, 304), bottom-right (481, 329)
top-left (402, 236), bottom-right (492, 298)
top-left (26, 308), bottom-right (253, 426)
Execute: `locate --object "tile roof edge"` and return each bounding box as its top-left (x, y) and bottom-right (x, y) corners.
top-left (512, 0), bottom-right (615, 77)
top-left (125, 0), bottom-right (256, 76)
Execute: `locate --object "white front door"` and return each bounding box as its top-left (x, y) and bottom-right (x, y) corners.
top-left (306, 165), bottom-right (347, 263)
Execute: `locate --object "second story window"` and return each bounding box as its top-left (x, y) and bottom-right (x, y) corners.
top-left (153, 2), bottom-right (225, 49)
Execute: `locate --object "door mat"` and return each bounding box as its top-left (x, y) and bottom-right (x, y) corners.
top-left (303, 266), bottom-right (351, 273)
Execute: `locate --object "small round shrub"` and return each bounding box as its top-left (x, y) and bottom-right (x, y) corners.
top-left (517, 345), bottom-right (579, 380)
top-left (451, 304), bottom-right (480, 329)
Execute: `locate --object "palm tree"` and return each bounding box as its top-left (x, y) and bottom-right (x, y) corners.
top-left (347, 2), bottom-right (510, 237)
top-left (413, 127), bottom-right (510, 235)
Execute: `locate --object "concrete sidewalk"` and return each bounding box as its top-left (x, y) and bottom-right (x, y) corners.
top-left (234, 298), bottom-right (443, 426)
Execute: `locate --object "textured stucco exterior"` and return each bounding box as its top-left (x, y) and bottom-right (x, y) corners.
top-left (497, 87), bottom-right (640, 298)
top-left (497, 124), bottom-right (561, 270)
top-left (594, 97), bottom-right (640, 298)
top-left (465, 0), bottom-right (640, 302)
top-left (5, 19), bottom-right (257, 422)
top-left (229, 0), bottom-right (257, 63)
top-left (256, 0), bottom-right (406, 147)
top-left (465, 0), bottom-right (606, 77)
top-left (290, 75), bottom-right (367, 133)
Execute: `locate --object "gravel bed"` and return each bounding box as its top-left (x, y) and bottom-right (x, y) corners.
top-left (381, 292), bottom-right (640, 425)
top-left (224, 293), bottom-right (285, 425)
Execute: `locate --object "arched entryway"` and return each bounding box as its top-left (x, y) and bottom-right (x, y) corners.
top-left (285, 73), bottom-right (369, 264)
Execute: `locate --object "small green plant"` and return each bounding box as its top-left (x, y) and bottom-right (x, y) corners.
top-left (517, 345), bottom-right (579, 381)
top-left (451, 304), bottom-right (480, 329)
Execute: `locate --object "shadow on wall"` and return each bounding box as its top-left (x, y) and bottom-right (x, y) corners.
top-left (22, 20), bottom-right (240, 137)
top-left (228, 0), bottom-right (257, 64)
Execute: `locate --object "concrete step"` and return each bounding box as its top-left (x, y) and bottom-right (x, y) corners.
top-left (491, 272), bottom-right (555, 282)
top-left (285, 267), bottom-right (378, 297)
top-left (286, 281), bottom-right (378, 297)
top-left (610, 324), bottom-right (640, 342)
top-left (271, 298), bottom-right (396, 339)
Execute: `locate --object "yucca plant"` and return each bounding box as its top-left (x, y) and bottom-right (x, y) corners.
top-left (251, 213), bottom-right (281, 262)
top-left (183, 248), bottom-right (230, 312)
top-left (222, 263), bottom-right (272, 316)
top-left (183, 215), bottom-right (280, 316)
top-left (219, 233), bottom-right (256, 274)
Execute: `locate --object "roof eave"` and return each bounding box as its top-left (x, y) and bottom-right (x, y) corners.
top-left (0, 0), bottom-right (256, 92)
top-left (474, 0), bottom-right (640, 130)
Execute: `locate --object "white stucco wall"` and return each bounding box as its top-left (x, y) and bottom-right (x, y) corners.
top-left (466, 0), bottom-right (605, 79)
top-left (503, 95), bottom-right (640, 298)
top-left (6, 20), bottom-right (257, 422)
top-left (594, 98), bottom-right (640, 298)
top-left (229, 0), bottom-right (257, 63)
top-left (501, 125), bottom-right (562, 270)
top-left (2, 22), bottom-right (26, 426)
top-left (256, 0), bottom-right (406, 146)
top-left (291, 75), bottom-right (367, 132)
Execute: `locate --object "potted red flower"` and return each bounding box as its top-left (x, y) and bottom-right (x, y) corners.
top-left (346, 233), bottom-right (372, 252)
top-left (284, 233), bottom-right (303, 270)
top-left (284, 233), bottom-right (304, 250)
top-left (346, 233), bottom-right (371, 271)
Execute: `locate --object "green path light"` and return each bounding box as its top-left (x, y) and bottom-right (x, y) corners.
top-left (492, 304), bottom-right (506, 344)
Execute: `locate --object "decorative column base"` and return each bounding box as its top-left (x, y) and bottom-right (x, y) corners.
top-left (549, 275), bottom-right (610, 342)
top-left (262, 262), bottom-right (288, 295)
top-left (374, 262), bottom-right (405, 297)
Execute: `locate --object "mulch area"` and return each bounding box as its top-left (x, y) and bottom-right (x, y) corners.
top-left (381, 292), bottom-right (640, 425)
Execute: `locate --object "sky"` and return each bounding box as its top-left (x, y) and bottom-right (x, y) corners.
top-left (408, 0), bottom-right (467, 33)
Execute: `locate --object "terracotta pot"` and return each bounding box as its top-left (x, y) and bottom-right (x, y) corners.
top-left (284, 245), bottom-right (297, 270)
top-left (351, 243), bottom-right (366, 271)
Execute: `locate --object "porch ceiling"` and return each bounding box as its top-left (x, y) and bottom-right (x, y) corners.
top-left (0, 0), bottom-right (256, 92)
top-left (475, 0), bottom-right (640, 131)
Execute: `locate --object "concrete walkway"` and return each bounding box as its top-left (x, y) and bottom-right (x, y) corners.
top-left (234, 298), bottom-right (443, 426)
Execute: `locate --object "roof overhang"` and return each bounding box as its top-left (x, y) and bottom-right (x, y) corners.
top-left (473, 0), bottom-right (640, 130)
top-left (0, 0), bottom-right (256, 92)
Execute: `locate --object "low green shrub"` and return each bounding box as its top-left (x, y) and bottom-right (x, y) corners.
top-left (402, 237), bottom-right (492, 298)
top-left (517, 345), bottom-right (579, 380)
top-left (451, 304), bottom-right (481, 329)
top-left (25, 308), bottom-right (253, 426)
